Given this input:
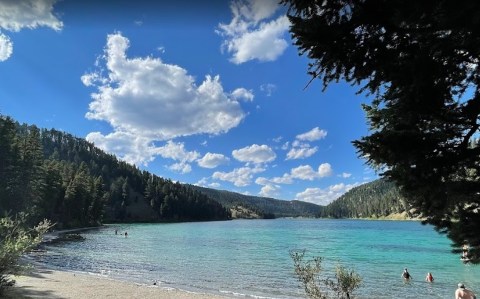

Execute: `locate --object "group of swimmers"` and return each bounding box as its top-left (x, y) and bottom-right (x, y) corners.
top-left (402, 268), bottom-right (476, 299)
top-left (114, 229), bottom-right (128, 237)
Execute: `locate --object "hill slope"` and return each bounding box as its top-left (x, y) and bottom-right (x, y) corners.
top-left (0, 115), bottom-right (230, 227)
top-left (191, 186), bottom-right (323, 218)
top-left (321, 179), bottom-right (414, 219)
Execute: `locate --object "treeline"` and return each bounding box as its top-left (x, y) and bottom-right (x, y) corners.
top-left (321, 179), bottom-right (410, 218)
top-left (0, 115), bottom-right (230, 228)
top-left (190, 186), bottom-right (322, 218)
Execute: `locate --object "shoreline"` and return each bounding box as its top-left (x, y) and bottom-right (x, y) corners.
top-left (6, 226), bottom-right (232, 299)
top-left (5, 266), bottom-right (231, 299)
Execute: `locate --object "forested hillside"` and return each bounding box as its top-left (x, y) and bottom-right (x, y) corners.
top-left (321, 179), bottom-right (413, 218)
top-left (0, 115), bottom-right (230, 228)
top-left (191, 186), bottom-right (322, 218)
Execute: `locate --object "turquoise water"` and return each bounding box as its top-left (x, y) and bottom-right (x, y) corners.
top-left (32, 219), bottom-right (479, 298)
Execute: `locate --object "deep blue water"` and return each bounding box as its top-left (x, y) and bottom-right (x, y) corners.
top-left (30, 219), bottom-right (479, 298)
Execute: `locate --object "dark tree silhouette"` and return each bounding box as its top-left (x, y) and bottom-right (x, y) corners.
top-left (282, 0), bottom-right (480, 262)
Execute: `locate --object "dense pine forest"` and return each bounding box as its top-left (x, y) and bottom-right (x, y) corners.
top-left (321, 179), bottom-right (413, 219)
top-left (0, 115), bottom-right (230, 228)
top-left (1, 113), bottom-right (417, 229)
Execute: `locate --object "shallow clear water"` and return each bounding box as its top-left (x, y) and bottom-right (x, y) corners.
top-left (32, 219), bottom-right (479, 298)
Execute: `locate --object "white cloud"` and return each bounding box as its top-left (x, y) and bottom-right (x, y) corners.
top-left (0, 33), bottom-right (12, 61)
top-left (231, 88), bottom-right (254, 101)
top-left (259, 184), bottom-right (280, 198)
top-left (340, 172), bottom-right (352, 178)
top-left (232, 144), bottom-right (276, 164)
top-left (0, 0), bottom-right (62, 62)
top-left (256, 163), bottom-right (331, 186)
top-left (256, 174), bottom-right (292, 186)
top-left (260, 83), bottom-right (277, 96)
top-left (272, 136), bottom-right (282, 143)
top-left (295, 183), bottom-right (360, 206)
top-left (318, 163), bottom-right (333, 177)
top-left (156, 140), bottom-right (200, 163)
top-left (255, 177), bottom-right (269, 185)
top-left (83, 32), bottom-right (246, 141)
top-left (284, 127), bottom-right (328, 160)
top-left (290, 163), bottom-right (333, 180)
top-left (0, 0), bottom-right (63, 32)
top-left (286, 146), bottom-right (318, 160)
top-left (86, 133), bottom-right (200, 169)
top-left (212, 166), bottom-right (265, 187)
top-left (218, 0), bottom-right (290, 64)
top-left (197, 152), bottom-right (230, 169)
top-left (290, 165), bottom-right (319, 181)
top-left (86, 131), bottom-right (159, 166)
top-left (296, 127), bottom-right (328, 141)
top-left (169, 162), bottom-right (192, 174)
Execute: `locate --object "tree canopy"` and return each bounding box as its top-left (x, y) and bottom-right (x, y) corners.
top-left (0, 115), bottom-right (230, 227)
top-left (282, 0), bottom-right (480, 262)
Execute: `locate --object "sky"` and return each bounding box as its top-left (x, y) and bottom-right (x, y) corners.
top-left (0, 0), bottom-right (378, 206)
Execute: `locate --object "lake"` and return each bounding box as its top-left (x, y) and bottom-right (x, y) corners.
top-left (31, 219), bottom-right (479, 298)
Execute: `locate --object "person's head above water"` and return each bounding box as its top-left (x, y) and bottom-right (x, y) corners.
top-left (458, 283), bottom-right (465, 289)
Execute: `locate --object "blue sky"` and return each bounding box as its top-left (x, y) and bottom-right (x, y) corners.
top-left (0, 0), bottom-right (377, 205)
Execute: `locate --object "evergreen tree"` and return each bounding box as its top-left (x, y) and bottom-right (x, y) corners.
top-left (282, 0), bottom-right (480, 262)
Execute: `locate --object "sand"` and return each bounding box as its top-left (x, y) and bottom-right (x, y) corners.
top-left (5, 267), bottom-right (230, 299)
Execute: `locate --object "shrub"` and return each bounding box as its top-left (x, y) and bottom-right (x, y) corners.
top-left (291, 250), bottom-right (362, 299)
top-left (0, 214), bottom-right (51, 292)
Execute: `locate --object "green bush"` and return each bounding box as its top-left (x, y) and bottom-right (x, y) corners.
top-left (291, 250), bottom-right (362, 299)
top-left (0, 214), bottom-right (51, 292)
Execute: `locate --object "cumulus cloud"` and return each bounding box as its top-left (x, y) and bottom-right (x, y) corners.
top-left (169, 162), bottom-right (192, 174)
top-left (156, 140), bottom-right (200, 163)
top-left (232, 144), bottom-right (276, 164)
top-left (318, 163), bottom-right (333, 177)
top-left (340, 172), bottom-right (352, 178)
top-left (291, 163), bottom-right (333, 180)
top-left (82, 33), bottom-right (251, 166)
top-left (0, 0), bottom-right (63, 32)
top-left (286, 146), bottom-right (318, 160)
top-left (0, 0), bottom-right (62, 62)
top-left (295, 183), bottom-right (360, 206)
top-left (256, 173), bottom-right (293, 186)
top-left (284, 127), bottom-right (328, 160)
top-left (217, 0), bottom-right (290, 64)
top-left (155, 141), bottom-right (199, 173)
top-left (212, 166), bottom-right (265, 187)
top-left (86, 131), bottom-right (159, 166)
top-left (83, 32), bottom-right (246, 141)
top-left (85, 133), bottom-right (200, 171)
top-left (290, 165), bottom-right (320, 181)
top-left (296, 127), bottom-right (328, 141)
top-left (255, 163), bottom-right (331, 187)
top-left (0, 33), bottom-right (12, 61)
top-left (259, 184), bottom-right (280, 198)
top-left (197, 152), bottom-right (230, 169)
top-left (231, 88), bottom-right (254, 101)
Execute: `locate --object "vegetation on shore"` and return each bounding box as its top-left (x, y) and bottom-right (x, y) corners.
top-left (291, 250), bottom-right (362, 299)
top-left (0, 214), bottom-right (51, 293)
top-left (0, 114), bottom-right (230, 229)
top-left (320, 179), bottom-right (417, 220)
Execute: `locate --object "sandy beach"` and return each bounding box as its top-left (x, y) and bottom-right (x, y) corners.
top-left (5, 267), bottom-right (230, 299)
